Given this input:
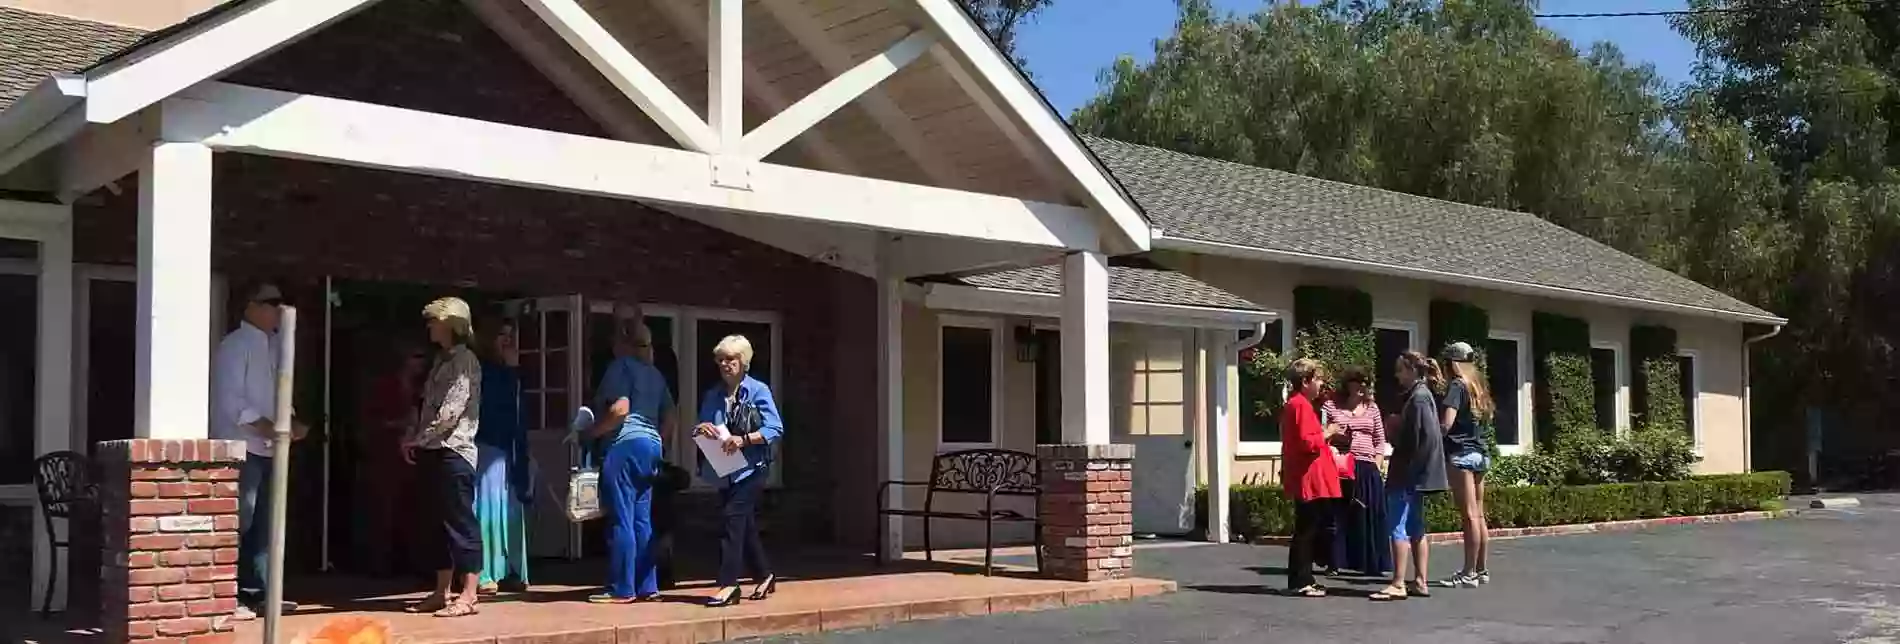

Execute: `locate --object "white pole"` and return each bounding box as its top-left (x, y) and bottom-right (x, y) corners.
top-left (321, 277), bottom-right (333, 571)
top-left (264, 306), bottom-right (297, 643)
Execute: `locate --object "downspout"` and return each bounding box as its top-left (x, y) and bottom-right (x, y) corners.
top-left (1204, 322), bottom-right (1268, 543)
top-left (1742, 324), bottom-right (1783, 473)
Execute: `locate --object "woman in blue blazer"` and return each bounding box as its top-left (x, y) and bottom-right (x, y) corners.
top-left (693, 334), bottom-right (783, 607)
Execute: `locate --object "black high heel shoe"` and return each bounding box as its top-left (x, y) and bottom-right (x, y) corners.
top-left (705, 586), bottom-right (742, 608)
top-left (747, 574), bottom-right (777, 601)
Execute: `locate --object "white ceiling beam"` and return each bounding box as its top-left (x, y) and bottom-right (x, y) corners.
top-left (166, 82), bottom-right (1102, 251)
top-left (760, 0), bottom-right (962, 186)
top-left (520, 0), bottom-right (719, 152)
top-left (709, 0), bottom-right (744, 149)
top-left (642, 0), bottom-right (859, 172)
top-left (83, 0), bottom-right (379, 124)
top-left (741, 30), bottom-right (935, 162)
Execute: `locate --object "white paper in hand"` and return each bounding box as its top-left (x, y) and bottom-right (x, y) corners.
top-left (696, 424), bottom-right (750, 478)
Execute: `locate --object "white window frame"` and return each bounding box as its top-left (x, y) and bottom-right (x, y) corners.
top-left (936, 314), bottom-right (1004, 451)
top-left (1590, 340), bottom-right (1630, 436)
top-left (1488, 331), bottom-right (1531, 456)
top-left (1235, 312), bottom-right (1294, 457)
top-left (1678, 349), bottom-right (1703, 454)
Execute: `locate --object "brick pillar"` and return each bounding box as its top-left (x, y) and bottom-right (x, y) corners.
top-left (98, 439), bottom-right (245, 643)
top-left (1036, 444), bottom-right (1135, 581)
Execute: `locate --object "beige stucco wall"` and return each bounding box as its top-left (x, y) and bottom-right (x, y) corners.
top-left (0, 0), bottom-right (223, 29)
top-left (897, 302), bottom-right (1039, 549)
top-left (1158, 250), bottom-right (1754, 480)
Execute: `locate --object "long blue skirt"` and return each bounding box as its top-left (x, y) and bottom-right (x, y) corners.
top-left (1330, 459), bottom-right (1393, 575)
top-left (475, 444), bottom-right (530, 587)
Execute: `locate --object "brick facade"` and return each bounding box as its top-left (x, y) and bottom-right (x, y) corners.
top-left (96, 439), bottom-right (245, 643)
top-left (1036, 444), bottom-right (1136, 581)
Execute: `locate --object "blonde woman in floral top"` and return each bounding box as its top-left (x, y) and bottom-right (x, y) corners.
top-left (403, 297), bottom-right (484, 618)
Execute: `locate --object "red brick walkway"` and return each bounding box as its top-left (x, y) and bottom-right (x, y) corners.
top-left (234, 566), bottom-right (1172, 643)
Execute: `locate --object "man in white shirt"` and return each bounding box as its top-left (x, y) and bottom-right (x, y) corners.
top-left (211, 283), bottom-right (306, 620)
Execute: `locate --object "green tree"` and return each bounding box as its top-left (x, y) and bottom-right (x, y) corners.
top-left (1673, 0), bottom-right (1900, 469)
top-left (959, 0), bottom-right (1056, 63)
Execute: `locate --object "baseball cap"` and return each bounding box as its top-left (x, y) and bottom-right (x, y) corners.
top-left (1444, 341), bottom-right (1476, 363)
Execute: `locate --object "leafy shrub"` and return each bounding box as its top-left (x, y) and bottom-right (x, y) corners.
top-left (1195, 472), bottom-right (1791, 538)
top-left (1611, 423), bottom-right (1701, 482)
top-left (1240, 344), bottom-right (1290, 423)
top-left (1294, 321), bottom-right (1376, 388)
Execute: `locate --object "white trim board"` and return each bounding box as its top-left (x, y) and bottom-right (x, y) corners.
top-left (164, 82), bottom-right (1105, 251)
top-left (921, 283), bottom-right (1276, 330)
top-left (1153, 235), bottom-right (1787, 325)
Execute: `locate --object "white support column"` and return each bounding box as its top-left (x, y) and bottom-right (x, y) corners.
top-left (875, 238), bottom-right (905, 562)
top-left (1201, 329), bottom-right (1232, 544)
top-left (1060, 251), bottom-right (1110, 445)
top-left (708, 0), bottom-right (743, 149)
top-left (135, 142), bottom-right (213, 439)
top-left (31, 205), bottom-right (74, 611)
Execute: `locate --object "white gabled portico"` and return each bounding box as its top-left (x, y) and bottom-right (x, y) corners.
top-left (0, 0), bottom-right (1149, 578)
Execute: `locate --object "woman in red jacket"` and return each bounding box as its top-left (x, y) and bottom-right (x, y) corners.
top-left (1281, 358), bottom-right (1342, 597)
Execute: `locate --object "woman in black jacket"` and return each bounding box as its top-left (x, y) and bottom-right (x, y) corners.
top-left (1371, 351), bottom-right (1450, 601)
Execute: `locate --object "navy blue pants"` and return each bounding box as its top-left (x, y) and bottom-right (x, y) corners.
top-left (716, 469), bottom-right (773, 587)
top-left (603, 437), bottom-right (663, 598)
top-left (418, 448), bottom-right (482, 576)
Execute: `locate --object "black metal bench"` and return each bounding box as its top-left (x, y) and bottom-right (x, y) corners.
top-left (876, 448), bottom-right (1040, 576)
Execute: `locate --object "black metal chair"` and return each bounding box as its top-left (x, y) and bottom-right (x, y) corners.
top-left (33, 451), bottom-right (96, 616)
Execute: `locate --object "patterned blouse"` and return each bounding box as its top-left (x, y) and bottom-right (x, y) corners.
top-left (411, 344), bottom-right (482, 468)
top-left (1321, 398), bottom-right (1386, 463)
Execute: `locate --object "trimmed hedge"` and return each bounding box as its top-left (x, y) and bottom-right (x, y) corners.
top-left (1630, 325), bottom-right (1684, 433)
top-left (1194, 472), bottom-right (1791, 540)
top-left (1533, 312), bottom-right (1594, 444)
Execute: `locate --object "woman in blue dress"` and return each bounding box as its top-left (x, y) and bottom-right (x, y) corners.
top-left (694, 334), bottom-right (784, 608)
top-left (584, 318), bottom-right (676, 603)
top-left (473, 319), bottom-right (531, 594)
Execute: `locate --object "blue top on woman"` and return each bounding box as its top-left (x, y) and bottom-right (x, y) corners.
top-left (596, 356), bottom-right (671, 445)
top-left (695, 375), bottom-right (783, 484)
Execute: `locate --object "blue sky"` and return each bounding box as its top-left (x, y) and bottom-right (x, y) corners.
top-left (1015, 0), bottom-right (1697, 117)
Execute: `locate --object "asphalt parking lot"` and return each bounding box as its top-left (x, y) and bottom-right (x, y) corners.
top-left (769, 494), bottom-right (1900, 644)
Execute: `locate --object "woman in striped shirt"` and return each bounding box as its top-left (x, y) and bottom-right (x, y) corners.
top-left (1320, 367), bottom-right (1393, 576)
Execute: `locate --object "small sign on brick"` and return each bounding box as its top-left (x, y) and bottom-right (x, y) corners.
top-left (159, 515), bottom-right (216, 532)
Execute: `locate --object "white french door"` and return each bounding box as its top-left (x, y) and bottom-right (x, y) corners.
top-left (509, 295), bottom-right (588, 559)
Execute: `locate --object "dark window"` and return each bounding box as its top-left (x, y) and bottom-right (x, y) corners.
top-left (1486, 338), bottom-right (1521, 446)
top-left (1033, 329), bottom-right (1061, 445)
top-left (1237, 320), bottom-right (1286, 443)
top-left (87, 280), bottom-right (138, 448)
top-left (1374, 328), bottom-right (1412, 417)
top-left (1678, 354), bottom-right (1697, 438)
top-left (1592, 348), bottom-right (1618, 432)
top-left (941, 325), bottom-right (994, 445)
top-left (0, 274), bottom-right (35, 484)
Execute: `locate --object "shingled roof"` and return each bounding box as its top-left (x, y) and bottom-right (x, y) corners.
top-left (1082, 136), bottom-right (1781, 323)
top-left (929, 257), bottom-right (1268, 312)
top-left (0, 7), bottom-right (145, 110)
